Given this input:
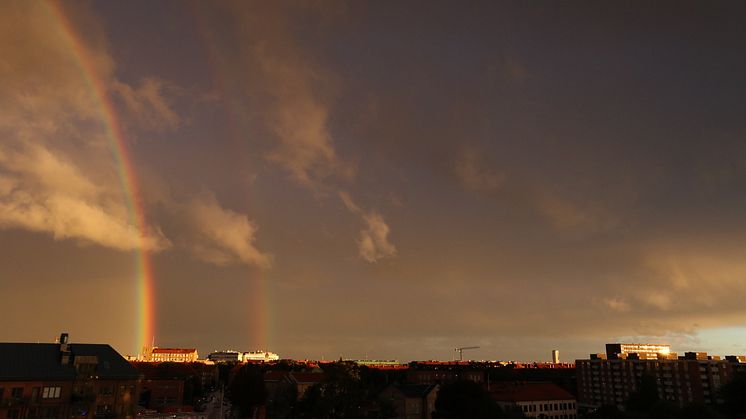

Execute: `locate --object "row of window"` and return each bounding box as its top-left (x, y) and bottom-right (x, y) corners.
top-left (520, 401), bottom-right (576, 412)
top-left (0, 386), bottom-right (68, 400)
top-left (0, 387), bottom-right (25, 398)
top-left (42, 386), bottom-right (62, 399)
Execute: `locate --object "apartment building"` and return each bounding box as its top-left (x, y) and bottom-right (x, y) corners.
top-left (577, 343), bottom-right (742, 410)
top-left (0, 334), bottom-right (140, 419)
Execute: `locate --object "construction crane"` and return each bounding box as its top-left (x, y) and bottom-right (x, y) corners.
top-left (454, 346), bottom-right (480, 361)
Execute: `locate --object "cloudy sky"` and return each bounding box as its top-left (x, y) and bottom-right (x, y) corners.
top-left (3, 0), bottom-right (746, 362)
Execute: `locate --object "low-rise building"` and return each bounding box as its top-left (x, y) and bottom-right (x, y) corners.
top-left (146, 348), bottom-right (199, 363)
top-left (242, 351), bottom-right (279, 362)
top-left (490, 382), bottom-right (577, 419)
top-left (0, 334), bottom-right (140, 419)
top-left (139, 379), bottom-right (184, 410)
top-left (379, 384), bottom-right (439, 419)
top-left (207, 351), bottom-right (241, 363)
top-left (287, 372), bottom-right (325, 400)
top-left (406, 363), bottom-right (485, 385)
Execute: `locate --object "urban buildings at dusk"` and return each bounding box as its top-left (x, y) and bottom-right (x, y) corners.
top-left (576, 343), bottom-right (746, 410)
top-left (4, 1), bottom-right (746, 418)
top-left (2, 334), bottom-right (746, 418)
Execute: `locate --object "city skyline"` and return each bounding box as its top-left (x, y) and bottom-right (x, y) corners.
top-left (3, 1), bottom-right (746, 362)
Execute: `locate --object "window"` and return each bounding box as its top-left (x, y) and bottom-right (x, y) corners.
top-left (96, 404), bottom-right (112, 415)
top-left (11, 387), bottom-right (23, 398)
top-left (42, 386), bottom-right (61, 399)
top-left (42, 407), bottom-right (60, 418)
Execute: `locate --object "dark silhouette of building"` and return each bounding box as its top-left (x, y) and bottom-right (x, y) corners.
top-left (0, 334), bottom-right (140, 419)
top-left (406, 362), bottom-right (485, 385)
top-left (379, 383), bottom-right (439, 419)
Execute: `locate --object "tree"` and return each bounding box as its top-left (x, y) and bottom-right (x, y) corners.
top-left (433, 380), bottom-right (507, 419)
top-left (229, 363), bottom-right (267, 417)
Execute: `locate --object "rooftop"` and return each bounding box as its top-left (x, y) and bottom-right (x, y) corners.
top-left (152, 348), bottom-right (198, 354)
top-left (0, 343), bottom-right (140, 381)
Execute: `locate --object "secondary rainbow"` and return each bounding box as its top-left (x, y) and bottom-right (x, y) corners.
top-left (44, 0), bottom-right (156, 353)
top-left (190, 6), bottom-right (273, 351)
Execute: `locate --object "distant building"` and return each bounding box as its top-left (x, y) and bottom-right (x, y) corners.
top-left (130, 361), bottom-right (218, 410)
top-left (242, 351), bottom-right (279, 362)
top-left (577, 343), bottom-right (743, 410)
top-left (139, 379), bottom-right (184, 410)
top-left (287, 372), bottom-right (325, 400)
top-left (490, 382), bottom-right (577, 419)
top-left (406, 363), bottom-right (484, 385)
top-left (605, 343), bottom-right (671, 360)
top-left (552, 350), bottom-right (560, 364)
top-left (207, 351), bottom-right (241, 363)
top-left (206, 350), bottom-right (280, 363)
top-left (0, 333), bottom-right (140, 419)
top-left (144, 348), bottom-right (199, 363)
top-left (379, 384), bottom-right (439, 419)
top-left (352, 360), bottom-right (406, 369)
top-left (263, 371), bottom-right (291, 405)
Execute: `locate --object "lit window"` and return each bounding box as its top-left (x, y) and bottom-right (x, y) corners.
top-left (42, 387), bottom-right (61, 399)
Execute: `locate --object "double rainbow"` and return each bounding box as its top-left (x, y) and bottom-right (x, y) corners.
top-left (45, 1), bottom-right (155, 353)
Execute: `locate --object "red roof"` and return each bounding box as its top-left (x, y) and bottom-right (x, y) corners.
top-left (152, 348), bottom-right (197, 354)
top-left (490, 382), bottom-right (575, 402)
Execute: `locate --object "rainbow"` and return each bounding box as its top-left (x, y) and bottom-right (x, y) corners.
top-left (44, 1), bottom-right (156, 354)
top-left (190, 6), bottom-right (273, 352)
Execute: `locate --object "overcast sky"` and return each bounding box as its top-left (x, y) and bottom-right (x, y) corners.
top-left (3, 0), bottom-right (746, 362)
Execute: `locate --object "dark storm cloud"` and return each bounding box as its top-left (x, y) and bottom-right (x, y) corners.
top-left (3, 0), bottom-right (746, 360)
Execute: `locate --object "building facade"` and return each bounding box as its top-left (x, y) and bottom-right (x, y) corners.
top-left (577, 344), bottom-right (743, 410)
top-left (491, 382), bottom-right (577, 419)
top-left (146, 348), bottom-right (199, 363)
top-left (207, 351), bottom-right (241, 363)
top-left (406, 363), bottom-right (485, 385)
top-left (0, 335), bottom-right (140, 419)
top-left (379, 384), bottom-right (439, 419)
top-left (241, 351), bottom-right (279, 362)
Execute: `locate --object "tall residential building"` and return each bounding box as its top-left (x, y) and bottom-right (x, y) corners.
top-left (576, 343), bottom-right (744, 411)
top-left (552, 350), bottom-right (560, 364)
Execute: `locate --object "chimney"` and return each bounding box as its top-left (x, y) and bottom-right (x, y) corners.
top-left (59, 333), bottom-right (71, 365)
